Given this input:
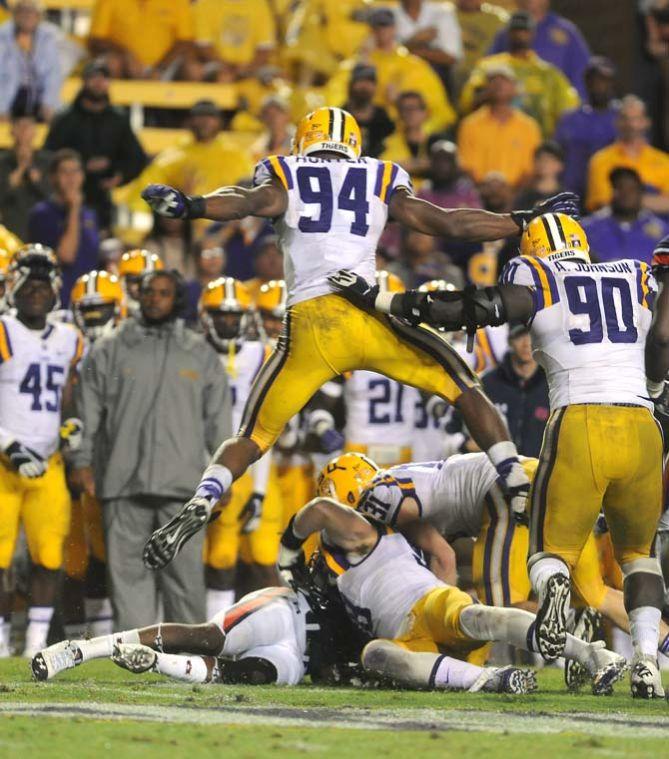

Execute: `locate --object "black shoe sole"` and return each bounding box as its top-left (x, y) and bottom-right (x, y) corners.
top-left (535, 574), bottom-right (570, 662)
top-left (31, 653), bottom-right (48, 682)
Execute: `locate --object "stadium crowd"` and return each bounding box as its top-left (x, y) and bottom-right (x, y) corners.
top-left (1, 0), bottom-right (669, 693)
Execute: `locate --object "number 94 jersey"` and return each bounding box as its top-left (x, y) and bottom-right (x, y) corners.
top-left (500, 256), bottom-right (656, 410)
top-left (253, 155), bottom-right (411, 306)
top-left (0, 314), bottom-right (83, 457)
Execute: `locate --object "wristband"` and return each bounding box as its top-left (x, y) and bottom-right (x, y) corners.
top-left (185, 195), bottom-right (206, 219)
top-left (648, 379), bottom-right (665, 400)
top-left (281, 515), bottom-right (307, 550)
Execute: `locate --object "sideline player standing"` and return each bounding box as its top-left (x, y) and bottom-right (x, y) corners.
top-left (141, 107), bottom-right (579, 570)
top-left (0, 246), bottom-right (83, 657)
top-left (335, 213), bottom-right (665, 699)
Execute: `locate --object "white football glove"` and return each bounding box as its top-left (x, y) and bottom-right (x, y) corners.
top-left (498, 460), bottom-right (531, 525)
top-left (60, 417), bottom-right (84, 453)
top-left (3, 440), bottom-right (47, 478)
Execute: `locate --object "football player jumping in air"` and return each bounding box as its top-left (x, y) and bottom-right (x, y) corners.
top-left (0, 246), bottom-right (84, 657)
top-left (140, 106), bottom-right (579, 571)
top-left (330, 213), bottom-right (665, 699)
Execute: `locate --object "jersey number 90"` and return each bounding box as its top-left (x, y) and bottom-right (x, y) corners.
top-left (565, 276), bottom-right (637, 345)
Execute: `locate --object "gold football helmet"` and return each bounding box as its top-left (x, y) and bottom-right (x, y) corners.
top-left (520, 213), bottom-right (590, 263)
top-left (118, 248), bottom-right (164, 304)
top-left (256, 279), bottom-right (287, 345)
top-left (316, 452), bottom-right (380, 508)
top-left (200, 277), bottom-right (255, 351)
top-left (293, 107), bottom-right (362, 160)
top-left (70, 270), bottom-right (125, 340)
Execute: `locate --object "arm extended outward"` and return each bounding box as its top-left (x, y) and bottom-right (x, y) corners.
top-left (388, 189), bottom-right (580, 243)
top-left (141, 179), bottom-right (288, 222)
top-left (646, 276), bottom-right (669, 388)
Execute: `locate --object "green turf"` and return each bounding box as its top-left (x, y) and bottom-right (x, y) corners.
top-left (1, 659), bottom-right (669, 758)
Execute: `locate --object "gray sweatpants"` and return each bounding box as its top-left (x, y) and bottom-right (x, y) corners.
top-left (103, 497), bottom-right (206, 629)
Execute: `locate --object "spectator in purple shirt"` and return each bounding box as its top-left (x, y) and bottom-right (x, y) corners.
top-left (554, 56), bottom-right (618, 199)
top-left (28, 149), bottom-right (100, 305)
top-left (581, 167), bottom-right (669, 265)
top-left (487, 0), bottom-right (590, 98)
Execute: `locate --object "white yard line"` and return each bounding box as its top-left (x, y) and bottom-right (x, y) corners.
top-left (1, 701), bottom-right (669, 737)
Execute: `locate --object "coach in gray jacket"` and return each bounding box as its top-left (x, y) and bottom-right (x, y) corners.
top-left (70, 270), bottom-right (231, 628)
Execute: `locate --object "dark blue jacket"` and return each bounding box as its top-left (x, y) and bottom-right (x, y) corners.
top-left (481, 353), bottom-right (550, 458)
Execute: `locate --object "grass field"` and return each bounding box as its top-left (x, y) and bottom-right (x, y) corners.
top-left (1, 659), bottom-right (669, 758)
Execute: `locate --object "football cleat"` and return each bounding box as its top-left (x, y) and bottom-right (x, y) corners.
top-left (143, 497), bottom-right (210, 569)
top-left (564, 606), bottom-right (604, 692)
top-left (31, 640), bottom-right (82, 681)
top-left (468, 665), bottom-right (538, 694)
top-left (111, 643), bottom-right (157, 674)
top-left (630, 653), bottom-right (665, 699)
top-left (586, 642), bottom-right (628, 696)
top-left (534, 573), bottom-right (571, 661)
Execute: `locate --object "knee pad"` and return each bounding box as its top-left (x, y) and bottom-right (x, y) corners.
top-left (622, 558), bottom-right (664, 611)
top-left (218, 656), bottom-right (278, 685)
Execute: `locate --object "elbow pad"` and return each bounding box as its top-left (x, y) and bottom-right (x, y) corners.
top-left (462, 286), bottom-right (507, 330)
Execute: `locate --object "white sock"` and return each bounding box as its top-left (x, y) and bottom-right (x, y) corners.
top-left (195, 465), bottom-right (234, 514)
top-left (563, 634), bottom-right (595, 666)
top-left (78, 629), bottom-right (141, 662)
top-left (24, 606), bottom-right (54, 654)
top-left (154, 652), bottom-right (210, 683)
top-left (432, 655), bottom-right (483, 690)
top-left (85, 597), bottom-right (113, 636)
top-left (529, 556), bottom-right (570, 598)
top-left (206, 589), bottom-right (235, 622)
top-left (460, 605), bottom-right (539, 652)
top-left (0, 616), bottom-right (11, 653)
top-left (612, 627), bottom-right (634, 659)
top-left (629, 606), bottom-right (661, 658)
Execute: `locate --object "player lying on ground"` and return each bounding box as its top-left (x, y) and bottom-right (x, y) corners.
top-left (33, 585), bottom-right (366, 685)
top-left (278, 496), bottom-right (627, 695)
top-left (329, 212), bottom-right (666, 699)
top-left (351, 451), bottom-right (669, 690)
top-left (139, 106), bottom-right (580, 573)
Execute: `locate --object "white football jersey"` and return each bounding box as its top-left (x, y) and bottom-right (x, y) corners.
top-left (501, 256), bottom-right (656, 410)
top-left (253, 155), bottom-right (412, 306)
top-left (324, 529), bottom-right (442, 638)
top-left (0, 314), bottom-right (83, 457)
top-left (221, 340), bottom-right (268, 431)
top-left (359, 454), bottom-right (497, 539)
top-left (344, 370), bottom-right (418, 463)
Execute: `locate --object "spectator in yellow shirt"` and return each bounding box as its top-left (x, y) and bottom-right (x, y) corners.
top-left (460, 11), bottom-right (578, 136)
top-left (128, 100), bottom-right (254, 215)
top-left (586, 95), bottom-right (669, 214)
top-left (89, 0), bottom-right (195, 80)
top-left (326, 8), bottom-right (456, 132)
top-left (458, 65), bottom-right (542, 187)
top-left (380, 91), bottom-right (433, 188)
top-left (189, 0), bottom-right (276, 83)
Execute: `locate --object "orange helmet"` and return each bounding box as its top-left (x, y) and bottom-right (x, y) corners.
top-left (118, 249), bottom-right (164, 277)
top-left (293, 107), bottom-right (362, 160)
top-left (200, 277), bottom-right (255, 350)
top-left (70, 270), bottom-right (125, 340)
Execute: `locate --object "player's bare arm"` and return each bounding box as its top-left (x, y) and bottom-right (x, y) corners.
top-left (290, 497), bottom-right (378, 553)
top-left (141, 178), bottom-right (288, 222)
top-left (388, 188), bottom-right (580, 243)
top-left (401, 520), bottom-right (457, 585)
top-left (646, 274), bottom-right (669, 389)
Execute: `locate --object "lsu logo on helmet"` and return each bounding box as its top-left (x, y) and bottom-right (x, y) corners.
top-left (316, 452), bottom-right (379, 507)
top-left (70, 270), bottom-right (126, 340)
top-left (199, 277), bottom-right (256, 351)
top-left (520, 213), bottom-right (590, 263)
top-left (294, 107), bottom-right (362, 160)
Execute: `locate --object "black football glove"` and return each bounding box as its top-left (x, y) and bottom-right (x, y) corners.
top-left (511, 192), bottom-right (581, 231)
top-left (3, 440), bottom-right (47, 478)
top-left (277, 515), bottom-right (309, 590)
top-left (239, 491), bottom-right (264, 534)
top-left (327, 270), bottom-right (379, 309)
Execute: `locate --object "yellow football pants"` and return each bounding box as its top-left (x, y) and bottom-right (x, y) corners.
top-left (529, 405), bottom-right (663, 567)
top-left (238, 294), bottom-right (478, 453)
top-left (64, 493), bottom-right (106, 581)
top-left (473, 459), bottom-right (607, 610)
top-left (0, 452), bottom-right (71, 570)
top-left (393, 585), bottom-right (487, 662)
top-left (205, 465), bottom-right (283, 569)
